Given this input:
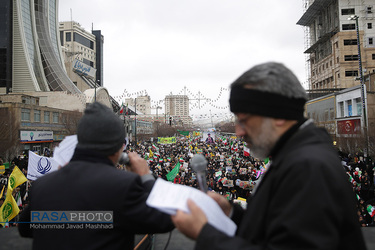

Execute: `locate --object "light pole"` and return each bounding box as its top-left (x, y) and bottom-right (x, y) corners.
top-left (349, 15), bottom-right (368, 156)
top-left (134, 98), bottom-right (137, 144)
top-left (94, 80), bottom-right (100, 102)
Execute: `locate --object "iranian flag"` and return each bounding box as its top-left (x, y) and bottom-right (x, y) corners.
top-left (179, 158), bottom-right (184, 163)
top-left (119, 103), bottom-right (124, 114)
top-left (367, 205), bottom-right (375, 217)
top-left (152, 144), bottom-right (159, 151)
top-left (243, 146), bottom-right (250, 157)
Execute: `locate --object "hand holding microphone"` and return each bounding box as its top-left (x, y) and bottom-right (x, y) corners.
top-left (121, 152), bottom-right (150, 176)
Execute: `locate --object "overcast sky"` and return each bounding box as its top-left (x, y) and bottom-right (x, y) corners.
top-left (59, 0), bottom-right (307, 122)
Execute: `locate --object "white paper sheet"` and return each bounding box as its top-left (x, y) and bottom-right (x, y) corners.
top-left (52, 135), bottom-right (78, 167)
top-left (146, 178), bottom-right (237, 236)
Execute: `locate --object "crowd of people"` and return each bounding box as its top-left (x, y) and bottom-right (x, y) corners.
top-left (1, 136), bottom-right (375, 229)
top-left (127, 136), bottom-right (265, 201)
top-left (342, 153), bottom-right (375, 227)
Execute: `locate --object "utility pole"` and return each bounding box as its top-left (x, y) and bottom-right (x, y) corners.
top-left (349, 15), bottom-right (368, 157)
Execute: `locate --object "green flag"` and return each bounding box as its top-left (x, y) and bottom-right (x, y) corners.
top-left (166, 162), bottom-right (181, 182)
top-left (177, 130), bottom-right (189, 136)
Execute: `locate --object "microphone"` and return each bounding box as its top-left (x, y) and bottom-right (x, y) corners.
top-left (119, 152), bottom-right (130, 165)
top-left (190, 154), bottom-right (208, 193)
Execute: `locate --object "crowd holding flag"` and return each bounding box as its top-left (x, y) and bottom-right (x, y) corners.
top-left (166, 162), bottom-right (181, 182)
top-left (0, 166), bottom-right (27, 226)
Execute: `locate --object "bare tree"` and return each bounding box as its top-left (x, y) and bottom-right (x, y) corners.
top-left (217, 122), bottom-right (235, 133)
top-left (0, 107), bottom-right (21, 162)
top-left (61, 110), bottom-right (83, 135)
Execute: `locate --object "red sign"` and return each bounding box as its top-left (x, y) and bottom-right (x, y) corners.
top-left (337, 119), bottom-right (361, 134)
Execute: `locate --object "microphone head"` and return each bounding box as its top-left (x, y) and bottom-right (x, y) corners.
top-left (190, 154), bottom-right (208, 172)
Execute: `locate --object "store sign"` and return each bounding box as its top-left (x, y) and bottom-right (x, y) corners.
top-left (20, 131), bottom-right (53, 142)
top-left (337, 119), bottom-right (361, 135)
top-left (72, 59), bottom-right (96, 79)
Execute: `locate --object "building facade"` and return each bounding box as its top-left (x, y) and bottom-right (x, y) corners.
top-left (125, 96), bottom-right (151, 115)
top-left (59, 21), bottom-right (104, 92)
top-left (0, 94), bottom-right (83, 157)
top-left (298, 0), bottom-right (375, 90)
top-left (164, 94), bottom-right (191, 126)
top-left (306, 71), bottom-right (375, 156)
top-left (0, 0), bottom-right (81, 95)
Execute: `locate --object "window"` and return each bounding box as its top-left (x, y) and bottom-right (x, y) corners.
top-left (44, 111), bottom-right (50, 123)
top-left (22, 96), bottom-right (31, 104)
top-left (345, 70), bottom-right (359, 77)
top-left (53, 112), bottom-right (59, 123)
top-left (373, 54), bottom-right (375, 60)
top-left (368, 23), bottom-right (373, 29)
top-left (347, 100), bottom-right (352, 116)
top-left (66, 32), bottom-right (71, 42)
top-left (367, 7), bottom-right (373, 14)
top-left (341, 8), bottom-right (355, 15)
top-left (339, 102), bottom-right (344, 117)
top-left (369, 38), bottom-right (374, 45)
top-left (342, 24), bottom-right (356, 30)
top-left (21, 108), bottom-right (31, 121)
top-left (356, 98), bottom-right (362, 116)
top-left (344, 39), bottom-right (357, 45)
top-left (344, 55), bottom-right (359, 61)
top-left (34, 110), bottom-right (41, 122)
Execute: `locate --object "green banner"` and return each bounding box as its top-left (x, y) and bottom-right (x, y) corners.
top-left (166, 163), bottom-right (181, 182)
top-left (157, 137), bottom-right (177, 144)
top-left (177, 130), bottom-right (190, 136)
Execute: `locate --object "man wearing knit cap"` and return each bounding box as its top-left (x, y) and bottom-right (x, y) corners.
top-left (172, 62), bottom-right (366, 249)
top-left (19, 102), bottom-right (174, 249)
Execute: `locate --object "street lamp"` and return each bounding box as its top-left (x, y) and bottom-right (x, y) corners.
top-left (94, 80), bottom-right (100, 102)
top-left (348, 15), bottom-right (368, 156)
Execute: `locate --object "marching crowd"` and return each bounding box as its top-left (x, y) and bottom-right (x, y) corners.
top-left (1, 135), bottom-right (375, 228)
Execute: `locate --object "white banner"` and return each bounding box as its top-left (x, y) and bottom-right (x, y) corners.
top-left (72, 59), bottom-right (96, 79)
top-left (27, 151), bottom-right (59, 180)
top-left (20, 131), bottom-right (53, 142)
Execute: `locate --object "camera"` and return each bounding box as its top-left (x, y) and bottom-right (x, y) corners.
top-left (119, 152), bottom-right (130, 165)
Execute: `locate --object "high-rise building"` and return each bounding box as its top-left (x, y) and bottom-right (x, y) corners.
top-left (298, 0), bottom-right (375, 91)
top-left (0, 0), bottom-right (81, 95)
top-left (59, 21), bottom-right (104, 92)
top-left (165, 95), bottom-right (191, 126)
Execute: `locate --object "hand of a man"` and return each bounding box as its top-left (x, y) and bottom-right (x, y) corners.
top-left (207, 192), bottom-right (232, 217)
top-left (127, 152), bottom-right (150, 176)
top-left (171, 199), bottom-right (208, 240)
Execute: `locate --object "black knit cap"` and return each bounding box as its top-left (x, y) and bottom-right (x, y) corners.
top-left (77, 102), bottom-right (125, 156)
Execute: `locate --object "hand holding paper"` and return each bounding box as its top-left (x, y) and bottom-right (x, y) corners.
top-left (146, 178), bottom-right (237, 237)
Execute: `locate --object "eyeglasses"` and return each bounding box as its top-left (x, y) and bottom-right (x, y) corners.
top-left (235, 114), bottom-right (252, 129)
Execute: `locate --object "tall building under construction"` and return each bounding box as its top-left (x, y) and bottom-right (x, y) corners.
top-left (297, 0), bottom-right (375, 91)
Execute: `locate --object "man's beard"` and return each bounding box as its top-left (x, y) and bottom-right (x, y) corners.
top-left (245, 118), bottom-right (276, 160)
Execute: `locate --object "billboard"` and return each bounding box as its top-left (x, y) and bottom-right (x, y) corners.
top-left (72, 59), bottom-right (96, 79)
top-left (337, 119), bottom-right (361, 135)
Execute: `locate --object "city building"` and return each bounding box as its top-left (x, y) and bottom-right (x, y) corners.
top-left (125, 96), bottom-right (151, 115)
top-left (298, 0), bottom-right (375, 90)
top-left (164, 94), bottom-right (192, 126)
top-left (0, 0), bottom-right (119, 161)
top-left (0, 94), bottom-right (83, 157)
top-left (305, 71), bottom-right (375, 155)
top-left (59, 21), bottom-right (103, 92)
top-left (0, 0), bottom-right (81, 95)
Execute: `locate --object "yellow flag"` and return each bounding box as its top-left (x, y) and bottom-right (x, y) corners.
top-left (0, 192), bottom-right (20, 226)
top-left (0, 185), bottom-right (4, 198)
top-left (0, 165), bottom-right (5, 174)
top-left (8, 166), bottom-right (27, 192)
top-left (149, 149), bottom-right (154, 158)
